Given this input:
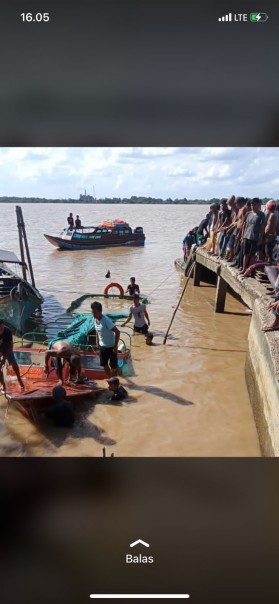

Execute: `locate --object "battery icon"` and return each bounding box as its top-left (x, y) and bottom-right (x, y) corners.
top-left (250, 12), bottom-right (269, 22)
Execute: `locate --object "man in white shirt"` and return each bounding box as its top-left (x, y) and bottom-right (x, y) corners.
top-left (121, 294), bottom-right (150, 334)
top-left (91, 301), bottom-right (120, 377)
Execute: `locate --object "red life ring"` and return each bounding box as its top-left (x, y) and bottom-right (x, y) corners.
top-left (104, 282), bottom-right (124, 296)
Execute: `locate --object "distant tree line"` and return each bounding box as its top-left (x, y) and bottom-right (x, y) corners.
top-left (0, 196), bottom-right (278, 205)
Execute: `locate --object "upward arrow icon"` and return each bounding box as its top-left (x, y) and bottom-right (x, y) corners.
top-left (129, 539), bottom-right (150, 548)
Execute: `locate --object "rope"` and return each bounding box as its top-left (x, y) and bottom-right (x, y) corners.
top-left (147, 268), bottom-right (176, 297)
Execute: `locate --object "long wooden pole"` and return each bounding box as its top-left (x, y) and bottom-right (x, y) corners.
top-left (15, 206), bottom-right (27, 281)
top-left (17, 206), bottom-right (36, 287)
top-left (163, 261), bottom-right (196, 345)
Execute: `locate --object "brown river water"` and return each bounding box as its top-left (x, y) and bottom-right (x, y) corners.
top-left (0, 203), bottom-right (260, 456)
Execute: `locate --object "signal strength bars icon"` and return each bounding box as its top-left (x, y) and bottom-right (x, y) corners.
top-left (218, 13), bottom-right (232, 22)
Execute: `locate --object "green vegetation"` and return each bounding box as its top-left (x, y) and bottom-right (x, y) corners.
top-left (0, 196), bottom-right (277, 205)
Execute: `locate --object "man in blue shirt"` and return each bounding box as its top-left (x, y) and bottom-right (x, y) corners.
top-left (91, 301), bottom-right (120, 377)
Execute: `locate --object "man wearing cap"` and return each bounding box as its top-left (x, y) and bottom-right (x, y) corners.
top-left (264, 200), bottom-right (277, 264)
top-left (121, 294), bottom-right (150, 335)
top-left (91, 301), bottom-right (120, 378)
top-left (107, 376), bottom-right (128, 402)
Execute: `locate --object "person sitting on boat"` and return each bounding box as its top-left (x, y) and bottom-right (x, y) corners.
top-left (67, 213), bottom-right (74, 230)
top-left (44, 385), bottom-right (75, 427)
top-left (121, 294), bottom-right (150, 335)
top-left (126, 277), bottom-right (140, 296)
top-left (107, 376), bottom-right (128, 402)
top-left (91, 301), bottom-right (120, 378)
top-left (0, 320), bottom-right (25, 391)
top-left (44, 340), bottom-right (82, 385)
top-left (75, 215), bottom-right (82, 229)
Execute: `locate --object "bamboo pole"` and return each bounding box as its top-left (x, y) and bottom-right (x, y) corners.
top-left (17, 206), bottom-right (36, 287)
top-left (15, 206), bottom-right (27, 281)
top-left (163, 261), bottom-right (196, 345)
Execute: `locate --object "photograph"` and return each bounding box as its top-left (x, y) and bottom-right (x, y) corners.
top-left (0, 146), bottom-right (278, 457)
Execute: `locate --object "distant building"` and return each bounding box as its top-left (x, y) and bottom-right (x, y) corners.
top-left (79, 194), bottom-right (96, 203)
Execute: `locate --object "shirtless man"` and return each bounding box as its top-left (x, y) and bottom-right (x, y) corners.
top-left (44, 340), bottom-right (82, 384)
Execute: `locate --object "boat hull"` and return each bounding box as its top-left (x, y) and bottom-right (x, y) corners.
top-left (4, 378), bottom-right (103, 420)
top-left (44, 234), bottom-right (145, 250)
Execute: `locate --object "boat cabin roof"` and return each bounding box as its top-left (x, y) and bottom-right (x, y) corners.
top-left (0, 249), bottom-right (23, 265)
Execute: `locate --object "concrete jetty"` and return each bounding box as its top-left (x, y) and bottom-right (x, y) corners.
top-left (191, 249), bottom-right (279, 457)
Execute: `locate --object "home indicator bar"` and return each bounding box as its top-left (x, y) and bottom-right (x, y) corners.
top-left (90, 596), bottom-right (190, 600)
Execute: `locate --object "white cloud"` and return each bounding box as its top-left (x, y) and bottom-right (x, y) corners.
top-left (0, 147), bottom-right (278, 199)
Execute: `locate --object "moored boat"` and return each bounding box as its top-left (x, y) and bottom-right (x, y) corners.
top-left (0, 250), bottom-right (43, 333)
top-left (44, 220), bottom-right (145, 250)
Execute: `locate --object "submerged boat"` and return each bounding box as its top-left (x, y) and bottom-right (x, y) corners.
top-left (4, 375), bottom-right (104, 421)
top-left (44, 220), bottom-right (145, 250)
top-left (6, 344), bottom-right (130, 385)
top-left (0, 250), bottom-right (43, 333)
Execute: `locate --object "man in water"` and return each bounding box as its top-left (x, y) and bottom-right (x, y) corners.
top-left (107, 376), bottom-right (128, 402)
top-left (44, 340), bottom-right (82, 384)
top-left (126, 277), bottom-right (140, 296)
top-left (45, 385), bottom-right (75, 427)
top-left (0, 320), bottom-right (25, 391)
top-left (67, 213), bottom-right (74, 230)
top-left (91, 301), bottom-right (120, 378)
top-left (121, 294), bottom-right (150, 335)
top-left (75, 215), bottom-right (82, 228)
top-left (145, 332), bottom-right (154, 346)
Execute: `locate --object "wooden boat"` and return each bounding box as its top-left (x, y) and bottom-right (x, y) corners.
top-left (0, 249), bottom-right (43, 333)
top-left (44, 220), bottom-right (145, 250)
top-left (3, 376), bottom-right (104, 421)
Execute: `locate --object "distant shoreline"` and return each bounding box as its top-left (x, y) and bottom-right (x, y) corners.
top-left (0, 198), bottom-right (212, 205)
top-left (1, 197), bottom-right (276, 205)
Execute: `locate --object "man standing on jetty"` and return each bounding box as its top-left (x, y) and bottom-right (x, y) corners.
top-left (0, 320), bottom-right (25, 391)
top-left (91, 301), bottom-right (120, 377)
top-left (239, 198), bottom-right (265, 274)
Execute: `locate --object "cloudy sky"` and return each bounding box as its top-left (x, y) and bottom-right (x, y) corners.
top-left (0, 147), bottom-right (278, 199)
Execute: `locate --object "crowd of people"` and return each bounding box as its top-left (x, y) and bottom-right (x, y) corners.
top-left (183, 196), bottom-right (279, 274)
top-left (183, 195), bottom-right (279, 333)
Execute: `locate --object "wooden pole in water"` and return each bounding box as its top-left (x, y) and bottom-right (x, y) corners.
top-left (15, 206), bottom-right (27, 281)
top-left (16, 206), bottom-right (36, 287)
top-left (163, 261), bottom-right (196, 345)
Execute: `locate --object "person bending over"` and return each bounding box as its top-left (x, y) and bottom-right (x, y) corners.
top-left (45, 340), bottom-right (81, 384)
